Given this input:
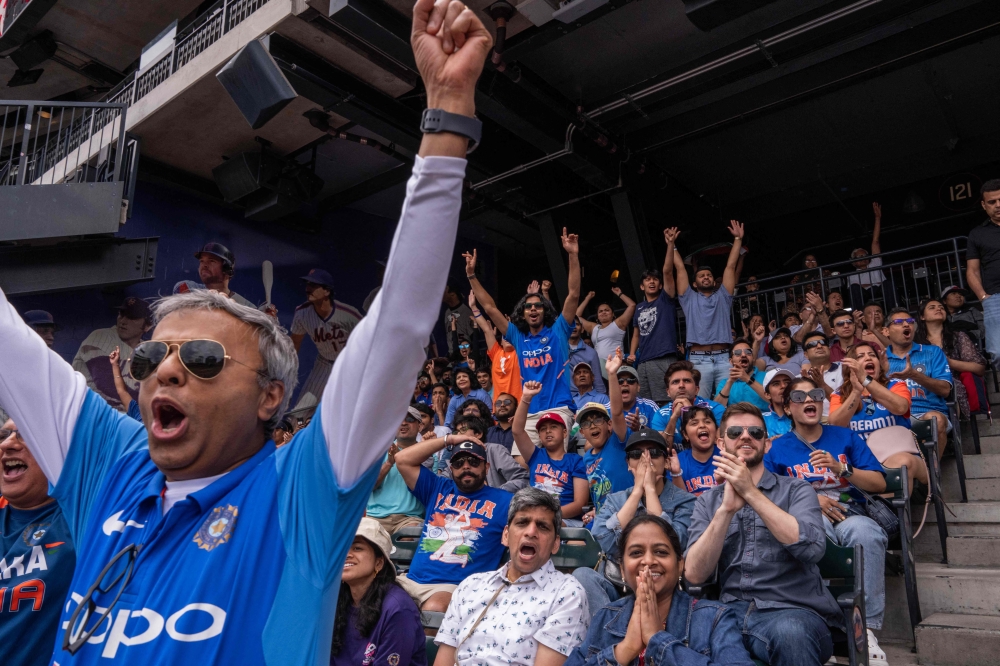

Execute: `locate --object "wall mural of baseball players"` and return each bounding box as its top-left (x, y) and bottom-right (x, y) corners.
top-left (71, 297), bottom-right (152, 409)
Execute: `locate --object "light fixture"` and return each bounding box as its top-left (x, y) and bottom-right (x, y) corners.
top-left (902, 190), bottom-right (925, 214)
top-left (38, 109), bottom-right (51, 119)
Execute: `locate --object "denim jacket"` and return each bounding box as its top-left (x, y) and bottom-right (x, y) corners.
top-left (564, 589), bottom-right (754, 666)
top-left (592, 483), bottom-right (697, 557)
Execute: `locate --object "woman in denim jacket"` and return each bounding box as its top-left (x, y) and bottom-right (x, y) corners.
top-left (566, 515), bottom-right (752, 666)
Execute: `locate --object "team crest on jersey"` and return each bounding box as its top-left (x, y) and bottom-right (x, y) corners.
top-left (540, 337), bottom-right (549, 344)
top-left (387, 654), bottom-right (400, 666)
top-left (193, 505), bottom-right (239, 551)
top-left (22, 522), bottom-right (50, 547)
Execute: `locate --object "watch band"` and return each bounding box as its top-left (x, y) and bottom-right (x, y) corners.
top-left (420, 108), bottom-right (483, 153)
top-left (862, 376), bottom-right (873, 387)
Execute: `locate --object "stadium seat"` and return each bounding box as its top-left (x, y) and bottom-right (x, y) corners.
top-left (551, 527), bottom-right (602, 572)
top-left (421, 611), bottom-right (444, 663)
top-left (967, 373), bottom-right (992, 455)
top-left (818, 540), bottom-right (868, 666)
top-left (883, 465), bottom-right (922, 639)
top-left (912, 417), bottom-right (951, 562)
top-left (391, 525), bottom-right (422, 573)
top-left (946, 399), bottom-right (969, 503)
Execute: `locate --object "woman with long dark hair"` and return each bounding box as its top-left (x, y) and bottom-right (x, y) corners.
top-left (565, 515), bottom-right (752, 666)
top-left (755, 327), bottom-right (805, 375)
top-left (915, 298), bottom-right (986, 418)
top-left (443, 367), bottom-right (491, 428)
top-left (331, 518), bottom-right (425, 666)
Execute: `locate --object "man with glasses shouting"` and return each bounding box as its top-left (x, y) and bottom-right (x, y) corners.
top-left (0, 419), bottom-right (76, 666)
top-left (686, 402), bottom-right (839, 666)
top-left (0, 2), bottom-right (494, 664)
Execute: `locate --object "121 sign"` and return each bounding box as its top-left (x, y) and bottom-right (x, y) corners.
top-left (939, 173), bottom-right (982, 211)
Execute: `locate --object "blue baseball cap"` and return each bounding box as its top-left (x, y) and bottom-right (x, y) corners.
top-left (23, 310), bottom-right (58, 329)
top-left (300, 268), bottom-right (335, 289)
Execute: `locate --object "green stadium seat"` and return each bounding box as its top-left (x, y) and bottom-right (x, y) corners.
top-left (551, 527), bottom-right (602, 572)
top-left (390, 525), bottom-right (422, 573)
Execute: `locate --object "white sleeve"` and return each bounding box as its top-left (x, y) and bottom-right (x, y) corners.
top-left (321, 155), bottom-right (467, 487)
top-left (0, 294), bottom-right (87, 484)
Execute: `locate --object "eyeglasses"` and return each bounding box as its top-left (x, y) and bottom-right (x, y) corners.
top-left (803, 339), bottom-right (829, 350)
top-left (450, 456), bottom-right (484, 469)
top-left (494, 399), bottom-right (514, 407)
top-left (627, 448), bottom-right (665, 460)
top-left (834, 319), bottom-right (854, 327)
top-left (130, 340), bottom-right (267, 381)
top-left (732, 349), bottom-right (753, 356)
top-left (889, 318), bottom-right (915, 326)
top-left (579, 416), bottom-right (608, 429)
top-left (458, 344), bottom-right (470, 350)
top-left (617, 377), bottom-right (638, 385)
top-left (63, 543), bottom-right (139, 654)
top-left (725, 425), bottom-right (766, 440)
top-left (789, 388), bottom-right (826, 403)
top-left (0, 428), bottom-right (21, 442)
top-left (403, 415), bottom-right (420, 424)
top-left (523, 302), bottom-right (545, 311)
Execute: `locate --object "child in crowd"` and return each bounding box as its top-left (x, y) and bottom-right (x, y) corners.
top-left (670, 405), bottom-right (720, 496)
top-left (514, 380), bottom-right (589, 526)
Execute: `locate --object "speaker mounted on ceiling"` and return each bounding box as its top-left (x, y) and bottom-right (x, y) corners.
top-left (216, 38), bottom-right (297, 129)
top-left (682, 0), bottom-right (781, 31)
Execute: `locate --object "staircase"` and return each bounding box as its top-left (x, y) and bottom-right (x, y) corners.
top-left (894, 413), bottom-right (1000, 665)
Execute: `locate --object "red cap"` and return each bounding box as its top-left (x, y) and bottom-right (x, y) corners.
top-left (535, 412), bottom-right (567, 431)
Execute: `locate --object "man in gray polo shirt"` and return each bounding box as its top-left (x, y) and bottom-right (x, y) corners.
top-left (672, 221), bottom-right (744, 398)
top-left (685, 402), bottom-right (839, 666)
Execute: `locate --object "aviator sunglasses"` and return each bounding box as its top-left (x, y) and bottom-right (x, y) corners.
top-left (130, 339), bottom-right (267, 381)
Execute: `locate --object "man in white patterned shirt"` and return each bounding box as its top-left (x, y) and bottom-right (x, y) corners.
top-left (434, 487), bottom-right (589, 665)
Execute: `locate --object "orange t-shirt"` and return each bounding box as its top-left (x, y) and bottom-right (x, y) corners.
top-left (488, 342), bottom-right (521, 402)
top-left (829, 381), bottom-right (911, 415)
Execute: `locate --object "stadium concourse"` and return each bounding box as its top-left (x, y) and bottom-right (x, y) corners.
top-left (1, 1), bottom-right (1000, 666)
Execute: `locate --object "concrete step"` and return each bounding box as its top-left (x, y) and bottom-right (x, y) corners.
top-left (916, 563), bottom-right (1000, 616)
top-left (920, 500), bottom-right (1000, 524)
top-left (943, 535), bottom-right (1000, 567)
top-left (973, 435), bottom-right (1000, 454)
top-left (912, 523), bottom-right (1000, 563)
top-left (973, 419), bottom-right (1000, 437)
top-left (915, 613), bottom-right (1000, 666)
top-left (940, 457), bottom-right (1000, 501)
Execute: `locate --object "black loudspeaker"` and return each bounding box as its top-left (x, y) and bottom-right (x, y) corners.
top-left (211, 152), bottom-right (283, 203)
top-left (682, 0), bottom-right (781, 31)
top-left (216, 39), bottom-right (297, 129)
top-left (10, 30), bottom-right (57, 71)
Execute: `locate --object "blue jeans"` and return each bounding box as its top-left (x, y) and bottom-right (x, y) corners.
top-left (824, 514), bottom-right (887, 630)
top-left (728, 600), bottom-right (834, 666)
top-left (983, 295), bottom-right (1000, 370)
top-left (572, 567), bottom-right (620, 619)
top-left (688, 351), bottom-right (728, 399)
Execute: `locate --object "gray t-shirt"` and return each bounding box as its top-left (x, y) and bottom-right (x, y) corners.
top-left (678, 286), bottom-right (734, 346)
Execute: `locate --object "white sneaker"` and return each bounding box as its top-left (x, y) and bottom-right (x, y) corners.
top-left (868, 629), bottom-right (888, 664)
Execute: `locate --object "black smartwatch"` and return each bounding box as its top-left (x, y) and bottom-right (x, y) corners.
top-left (839, 462), bottom-right (854, 479)
top-left (420, 108), bottom-right (483, 153)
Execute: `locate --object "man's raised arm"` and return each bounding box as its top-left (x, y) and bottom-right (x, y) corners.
top-left (0, 295), bottom-right (87, 484)
top-left (320, 0), bottom-right (493, 487)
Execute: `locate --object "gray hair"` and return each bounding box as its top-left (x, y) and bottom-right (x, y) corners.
top-left (508, 487), bottom-right (562, 533)
top-left (151, 290), bottom-right (299, 436)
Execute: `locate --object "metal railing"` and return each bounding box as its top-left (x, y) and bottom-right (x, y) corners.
top-left (0, 101), bottom-right (128, 186)
top-left (731, 237), bottom-right (968, 327)
top-left (101, 0), bottom-right (275, 113)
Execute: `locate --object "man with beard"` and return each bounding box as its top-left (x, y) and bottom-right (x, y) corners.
top-left (71, 297), bottom-right (152, 409)
top-left (627, 228), bottom-right (681, 403)
top-left (650, 361), bottom-right (725, 445)
top-left (686, 403), bottom-right (837, 666)
top-left (0, 419), bottom-right (76, 666)
top-left (672, 221), bottom-right (745, 398)
top-left (451, 414), bottom-right (527, 492)
top-left (176, 242), bottom-right (254, 307)
top-left (713, 338), bottom-right (768, 411)
top-left (395, 435), bottom-right (513, 613)
top-left (486, 393), bottom-right (517, 452)
top-left (366, 406), bottom-right (430, 534)
top-left (883, 306), bottom-right (952, 456)
top-left (434, 487), bottom-right (589, 666)
top-left (799, 329), bottom-right (845, 420)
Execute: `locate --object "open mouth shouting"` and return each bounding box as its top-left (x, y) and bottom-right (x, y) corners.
top-left (863, 360), bottom-right (877, 375)
top-left (694, 427), bottom-right (712, 446)
top-left (516, 541), bottom-right (538, 565)
top-left (150, 397), bottom-right (189, 441)
top-left (2, 457), bottom-right (28, 482)
top-left (802, 403), bottom-right (819, 419)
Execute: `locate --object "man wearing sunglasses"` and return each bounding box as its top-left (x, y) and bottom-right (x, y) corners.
top-left (799, 330), bottom-right (844, 421)
top-left (828, 309), bottom-right (873, 363)
top-left (686, 403), bottom-right (839, 666)
top-left (0, 420), bottom-right (77, 666)
top-left (713, 338), bottom-right (768, 411)
top-left (367, 407), bottom-right (429, 535)
top-left (289, 268), bottom-right (362, 411)
top-left (650, 360), bottom-right (725, 446)
top-left (394, 436), bottom-right (513, 613)
top-left (615, 364), bottom-right (660, 430)
top-left (450, 414), bottom-right (527, 492)
top-left (0, 4), bottom-right (492, 663)
top-left (882, 306), bottom-right (953, 456)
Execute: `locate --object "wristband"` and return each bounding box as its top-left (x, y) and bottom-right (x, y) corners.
top-left (420, 108), bottom-right (482, 153)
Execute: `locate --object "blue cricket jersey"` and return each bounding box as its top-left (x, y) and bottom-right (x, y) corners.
top-left (504, 317), bottom-right (575, 412)
top-left (583, 430), bottom-right (629, 515)
top-left (625, 398), bottom-right (660, 429)
top-left (48, 392), bottom-right (378, 665)
top-left (650, 398), bottom-right (726, 444)
top-left (765, 426), bottom-right (884, 503)
top-left (763, 411), bottom-right (792, 438)
top-left (675, 448), bottom-right (721, 496)
top-left (527, 447), bottom-right (587, 508)
top-left (885, 344), bottom-right (952, 414)
top-left (1, 499), bottom-right (75, 666)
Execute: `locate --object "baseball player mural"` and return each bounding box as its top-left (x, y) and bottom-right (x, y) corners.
top-left (290, 268), bottom-right (362, 409)
top-left (71, 297), bottom-right (152, 409)
top-left (174, 242), bottom-right (255, 308)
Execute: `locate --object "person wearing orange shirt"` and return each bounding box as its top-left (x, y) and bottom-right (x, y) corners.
top-left (470, 292), bottom-right (521, 401)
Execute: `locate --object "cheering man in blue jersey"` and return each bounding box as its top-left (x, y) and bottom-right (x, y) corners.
top-left (464, 234), bottom-right (582, 453)
top-left (0, 3), bottom-right (493, 664)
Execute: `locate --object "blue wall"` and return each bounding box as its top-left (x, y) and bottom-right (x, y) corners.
top-left (11, 178), bottom-right (496, 402)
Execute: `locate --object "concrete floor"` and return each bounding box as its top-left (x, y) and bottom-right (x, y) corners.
top-left (829, 643), bottom-right (919, 665)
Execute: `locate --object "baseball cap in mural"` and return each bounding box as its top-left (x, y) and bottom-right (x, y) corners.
top-left (300, 268), bottom-right (335, 288)
top-left (194, 242), bottom-right (235, 271)
top-left (22, 310), bottom-right (58, 329)
top-left (116, 297), bottom-right (151, 321)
